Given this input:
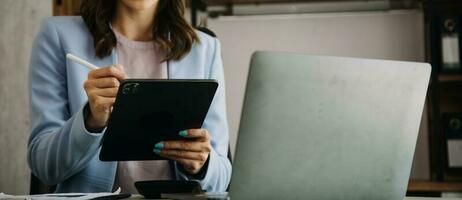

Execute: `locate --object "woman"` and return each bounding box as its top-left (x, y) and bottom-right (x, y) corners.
top-left (27, 0), bottom-right (231, 193)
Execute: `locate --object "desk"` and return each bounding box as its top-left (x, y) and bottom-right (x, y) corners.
top-left (409, 181), bottom-right (462, 192)
top-left (407, 181), bottom-right (462, 197)
top-left (122, 195), bottom-right (461, 200)
top-left (405, 198), bottom-right (461, 200)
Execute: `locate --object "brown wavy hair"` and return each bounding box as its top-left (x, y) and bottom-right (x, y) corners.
top-left (80, 0), bottom-right (199, 61)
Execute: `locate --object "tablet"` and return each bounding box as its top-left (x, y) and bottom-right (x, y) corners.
top-left (99, 79), bottom-right (218, 161)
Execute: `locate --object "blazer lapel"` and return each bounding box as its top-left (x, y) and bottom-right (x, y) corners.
top-left (168, 59), bottom-right (181, 79)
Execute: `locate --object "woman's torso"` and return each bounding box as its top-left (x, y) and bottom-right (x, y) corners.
top-left (30, 16), bottom-right (222, 193)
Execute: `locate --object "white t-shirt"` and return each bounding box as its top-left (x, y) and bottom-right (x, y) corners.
top-left (112, 29), bottom-right (172, 194)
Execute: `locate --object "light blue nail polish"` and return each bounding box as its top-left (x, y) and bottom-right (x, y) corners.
top-left (179, 130), bottom-right (188, 137)
top-left (153, 149), bottom-right (161, 154)
top-left (154, 142), bottom-right (164, 150)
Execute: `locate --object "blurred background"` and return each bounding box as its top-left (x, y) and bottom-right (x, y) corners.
top-left (1, 0), bottom-right (462, 197)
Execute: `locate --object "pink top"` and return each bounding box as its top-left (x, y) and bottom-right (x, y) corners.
top-left (112, 29), bottom-right (172, 194)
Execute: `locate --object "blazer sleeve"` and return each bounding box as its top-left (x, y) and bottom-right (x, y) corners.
top-left (174, 38), bottom-right (232, 192)
top-left (27, 18), bottom-right (104, 186)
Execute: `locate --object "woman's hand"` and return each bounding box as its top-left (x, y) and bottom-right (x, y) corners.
top-left (84, 65), bottom-right (127, 131)
top-left (154, 129), bottom-right (212, 175)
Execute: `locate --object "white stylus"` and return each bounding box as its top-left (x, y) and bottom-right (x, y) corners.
top-left (66, 53), bottom-right (99, 70)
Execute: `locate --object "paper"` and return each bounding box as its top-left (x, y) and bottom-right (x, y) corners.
top-left (0, 187), bottom-right (122, 200)
top-left (448, 140), bottom-right (462, 167)
top-left (162, 192), bottom-right (229, 200)
top-left (442, 34), bottom-right (460, 69)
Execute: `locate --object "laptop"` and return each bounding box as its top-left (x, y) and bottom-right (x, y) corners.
top-left (228, 52), bottom-right (431, 200)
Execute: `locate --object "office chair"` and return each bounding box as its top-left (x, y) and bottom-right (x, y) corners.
top-left (30, 175), bottom-right (55, 194)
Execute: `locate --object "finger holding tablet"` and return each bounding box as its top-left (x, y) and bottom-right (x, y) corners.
top-left (154, 129), bottom-right (212, 175)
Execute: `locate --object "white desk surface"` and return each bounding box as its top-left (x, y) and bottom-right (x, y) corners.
top-left (405, 198), bottom-right (461, 200)
top-left (124, 195), bottom-right (461, 199)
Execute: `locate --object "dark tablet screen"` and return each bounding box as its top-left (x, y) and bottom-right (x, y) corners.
top-left (99, 79), bottom-right (218, 161)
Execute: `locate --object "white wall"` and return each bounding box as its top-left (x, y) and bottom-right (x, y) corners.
top-left (0, 0), bottom-right (51, 194)
top-left (208, 10), bottom-right (429, 180)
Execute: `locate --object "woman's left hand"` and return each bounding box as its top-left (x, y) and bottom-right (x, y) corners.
top-left (154, 129), bottom-right (212, 175)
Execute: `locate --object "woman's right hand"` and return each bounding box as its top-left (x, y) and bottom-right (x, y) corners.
top-left (83, 65), bottom-right (127, 132)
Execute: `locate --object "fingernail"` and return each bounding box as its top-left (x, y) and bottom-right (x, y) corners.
top-left (153, 149), bottom-right (161, 154)
top-left (179, 130), bottom-right (188, 137)
top-left (154, 142), bottom-right (164, 150)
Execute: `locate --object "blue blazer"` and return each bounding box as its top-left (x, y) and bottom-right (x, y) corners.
top-left (27, 16), bottom-right (231, 193)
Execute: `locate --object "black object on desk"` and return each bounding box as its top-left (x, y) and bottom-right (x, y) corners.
top-left (135, 180), bottom-right (203, 199)
top-left (99, 79), bottom-right (218, 161)
top-left (92, 193), bottom-right (132, 200)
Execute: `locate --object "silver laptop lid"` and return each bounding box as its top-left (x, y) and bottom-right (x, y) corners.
top-left (229, 52), bottom-right (431, 200)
